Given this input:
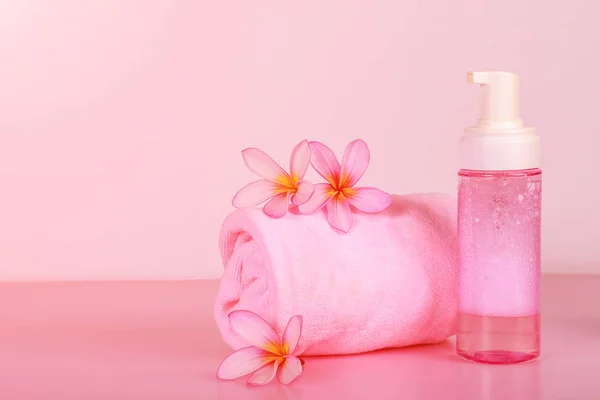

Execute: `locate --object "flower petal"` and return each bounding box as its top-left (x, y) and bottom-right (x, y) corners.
top-left (281, 315), bottom-right (302, 355)
top-left (247, 360), bottom-right (281, 386)
top-left (308, 141), bottom-right (341, 186)
top-left (340, 139), bottom-right (370, 188)
top-left (277, 357), bottom-right (303, 385)
top-left (297, 183), bottom-right (334, 214)
top-left (289, 140), bottom-right (311, 181)
top-left (229, 310), bottom-right (282, 353)
top-left (346, 187), bottom-right (392, 213)
top-left (290, 180), bottom-right (314, 206)
top-left (232, 180), bottom-right (278, 208)
top-left (217, 346), bottom-right (272, 380)
top-left (263, 193), bottom-right (290, 218)
top-left (242, 148), bottom-right (289, 181)
top-left (326, 195), bottom-right (353, 232)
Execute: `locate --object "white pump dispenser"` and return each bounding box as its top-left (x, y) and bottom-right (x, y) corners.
top-left (460, 71), bottom-right (540, 171)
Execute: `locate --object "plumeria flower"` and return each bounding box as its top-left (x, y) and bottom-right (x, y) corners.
top-left (217, 311), bottom-right (304, 386)
top-left (298, 139), bottom-right (392, 232)
top-left (232, 140), bottom-right (315, 218)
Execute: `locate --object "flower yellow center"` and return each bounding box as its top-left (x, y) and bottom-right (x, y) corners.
top-left (274, 174), bottom-right (299, 194)
top-left (328, 186), bottom-right (355, 200)
top-left (264, 341), bottom-right (284, 356)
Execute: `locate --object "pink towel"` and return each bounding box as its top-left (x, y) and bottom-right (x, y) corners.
top-left (214, 193), bottom-right (457, 356)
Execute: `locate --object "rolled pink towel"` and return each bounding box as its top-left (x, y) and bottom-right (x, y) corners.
top-left (214, 193), bottom-right (457, 356)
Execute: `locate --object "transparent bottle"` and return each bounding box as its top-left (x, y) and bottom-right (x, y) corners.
top-left (457, 71), bottom-right (541, 364)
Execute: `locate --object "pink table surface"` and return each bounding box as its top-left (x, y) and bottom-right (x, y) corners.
top-left (0, 275), bottom-right (598, 400)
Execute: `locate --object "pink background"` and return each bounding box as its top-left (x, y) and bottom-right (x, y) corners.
top-left (1, 1), bottom-right (598, 280)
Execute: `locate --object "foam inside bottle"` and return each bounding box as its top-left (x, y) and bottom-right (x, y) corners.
top-left (458, 170), bottom-right (541, 317)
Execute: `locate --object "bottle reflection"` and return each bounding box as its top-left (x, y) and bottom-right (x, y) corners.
top-left (462, 360), bottom-right (541, 400)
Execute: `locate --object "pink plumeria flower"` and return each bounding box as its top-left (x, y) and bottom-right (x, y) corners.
top-left (217, 311), bottom-right (304, 386)
top-left (298, 139), bottom-right (392, 232)
top-left (232, 140), bottom-right (315, 218)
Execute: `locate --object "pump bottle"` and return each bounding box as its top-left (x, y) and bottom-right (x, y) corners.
top-left (456, 71), bottom-right (541, 364)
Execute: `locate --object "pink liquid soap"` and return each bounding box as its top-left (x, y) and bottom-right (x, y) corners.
top-left (457, 169), bottom-right (541, 364)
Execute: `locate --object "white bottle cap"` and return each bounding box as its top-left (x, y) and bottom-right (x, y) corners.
top-left (460, 71), bottom-right (540, 171)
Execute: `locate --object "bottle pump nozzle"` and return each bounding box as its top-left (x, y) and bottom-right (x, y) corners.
top-left (467, 71), bottom-right (522, 130)
top-left (461, 70), bottom-right (539, 171)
